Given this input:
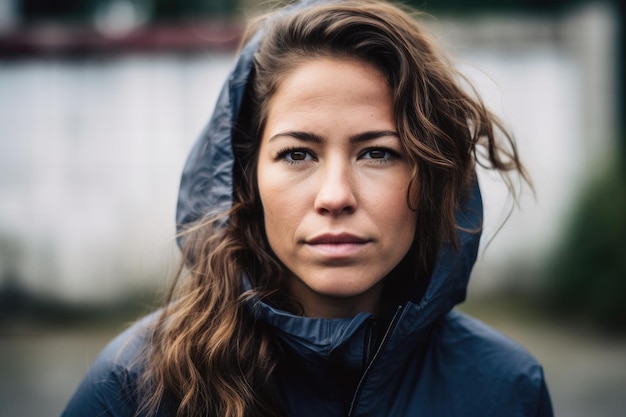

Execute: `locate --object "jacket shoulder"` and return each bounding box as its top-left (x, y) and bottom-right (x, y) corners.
top-left (438, 309), bottom-right (540, 370)
top-left (424, 309), bottom-right (553, 416)
top-left (60, 313), bottom-right (158, 417)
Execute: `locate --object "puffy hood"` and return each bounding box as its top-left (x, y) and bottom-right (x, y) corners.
top-left (175, 0), bottom-right (483, 349)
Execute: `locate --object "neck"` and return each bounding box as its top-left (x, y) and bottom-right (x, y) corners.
top-left (287, 280), bottom-right (384, 319)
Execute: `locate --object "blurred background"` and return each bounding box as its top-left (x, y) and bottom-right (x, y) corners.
top-left (0, 0), bottom-right (623, 416)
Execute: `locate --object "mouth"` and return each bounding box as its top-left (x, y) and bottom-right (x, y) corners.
top-left (305, 233), bottom-right (371, 258)
top-left (306, 233), bottom-right (370, 245)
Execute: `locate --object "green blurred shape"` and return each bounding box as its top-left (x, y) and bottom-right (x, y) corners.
top-left (403, 0), bottom-right (587, 15)
top-left (18, 0), bottom-right (238, 23)
top-left (19, 0), bottom-right (94, 22)
top-left (151, 0), bottom-right (235, 19)
top-left (545, 157), bottom-right (626, 330)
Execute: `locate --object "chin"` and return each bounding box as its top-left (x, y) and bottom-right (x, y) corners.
top-left (305, 272), bottom-right (385, 299)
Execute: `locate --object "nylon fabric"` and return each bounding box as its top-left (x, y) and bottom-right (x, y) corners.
top-left (61, 1), bottom-right (554, 416)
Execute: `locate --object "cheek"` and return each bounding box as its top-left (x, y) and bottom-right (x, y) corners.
top-left (377, 172), bottom-right (412, 208)
top-left (386, 198), bottom-right (416, 234)
top-left (257, 173), bottom-right (298, 238)
top-left (376, 178), bottom-right (416, 239)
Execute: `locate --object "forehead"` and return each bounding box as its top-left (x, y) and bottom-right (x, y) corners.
top-left (263, 57), bottom-right (394, 135)
top-left (274, 57), bottom-right (389, 102)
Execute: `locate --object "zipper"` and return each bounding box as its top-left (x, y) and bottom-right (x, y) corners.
top-left (362, 318), bottom-right (376, 369)
top-left (347, 305), bottom-right (404, 417)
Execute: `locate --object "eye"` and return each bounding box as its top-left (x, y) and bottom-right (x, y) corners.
top-left (277, 148), bottom-right (316, 164)
top-left (360, 148), bottom-right (400, 161)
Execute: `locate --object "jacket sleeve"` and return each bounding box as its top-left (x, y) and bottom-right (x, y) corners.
top-left (60, 317), bottom-right (155, 417)
top-left (60, 355), bottom-right (138, 417)
top-left (533, 369), bottom-right (554, 417)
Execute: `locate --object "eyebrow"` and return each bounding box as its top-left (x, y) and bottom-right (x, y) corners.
top-left (268, 130), bottom-right (399, 143)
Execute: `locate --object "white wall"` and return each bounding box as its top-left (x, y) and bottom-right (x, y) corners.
top-left (0, 53), bottom-right (234, 302)
top-left (0, 4), bottom-right (618, 302)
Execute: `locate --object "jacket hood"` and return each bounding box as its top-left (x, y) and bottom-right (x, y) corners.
top-left (176, 0), bottom-right (325, 228)
top-left (176, 0), bottom-right (483, 352)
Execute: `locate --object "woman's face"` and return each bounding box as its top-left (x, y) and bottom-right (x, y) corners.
top-left (256, 57), bottom-right (416, 318)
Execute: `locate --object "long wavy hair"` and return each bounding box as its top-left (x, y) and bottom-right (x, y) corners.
top-left (139, 1), bottom-right (529, 416)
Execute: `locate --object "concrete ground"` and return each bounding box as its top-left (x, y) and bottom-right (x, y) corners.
top-left (1, 300), bottom-right (625, 417)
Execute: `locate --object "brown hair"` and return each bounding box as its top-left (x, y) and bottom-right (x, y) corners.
top-left (139, 1), bottom-right (528, 416)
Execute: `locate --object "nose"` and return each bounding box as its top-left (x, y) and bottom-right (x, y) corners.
top-left (313, 160), bottom-right (357, 216)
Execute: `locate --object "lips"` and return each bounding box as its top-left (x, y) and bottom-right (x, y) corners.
top-left (306, 233), bottom-right (370, 245)
top-left (305, 233), bottom-right (371, 258)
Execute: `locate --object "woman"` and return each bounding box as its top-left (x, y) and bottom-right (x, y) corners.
top-left (62, 0), bottom-right (553, 416)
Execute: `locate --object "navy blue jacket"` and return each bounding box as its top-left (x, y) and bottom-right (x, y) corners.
top-left (61, 1), bottom-right (553, 415)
